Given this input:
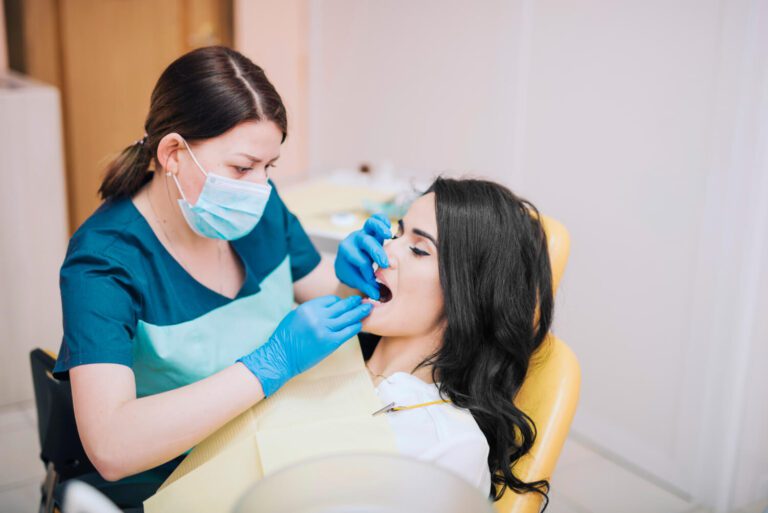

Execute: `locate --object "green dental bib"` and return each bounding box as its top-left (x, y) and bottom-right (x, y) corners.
top-left (132, 257), bottom-right (294, 397)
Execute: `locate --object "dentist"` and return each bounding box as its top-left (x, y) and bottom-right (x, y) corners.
top-left (53, 46), bottom-right (386, 509)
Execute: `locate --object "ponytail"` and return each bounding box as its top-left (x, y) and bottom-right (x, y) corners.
top-left (98, 137), bottom-right (153, 200)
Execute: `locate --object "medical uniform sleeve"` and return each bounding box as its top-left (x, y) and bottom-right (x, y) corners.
top-left (269, 184), bottom-right (321, 282)
top-left (285, 209), bottom-right (322, 281)
top-left (53, 249), bottom-right (141, 380)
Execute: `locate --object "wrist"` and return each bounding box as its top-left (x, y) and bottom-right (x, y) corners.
top-left (236, 340), bottom-right (287, 397)
top-left (233, 361), bottom-right (266, 400)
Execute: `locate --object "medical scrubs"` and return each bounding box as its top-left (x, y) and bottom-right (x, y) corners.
top-left (52, 183), bottom-right (320, 508)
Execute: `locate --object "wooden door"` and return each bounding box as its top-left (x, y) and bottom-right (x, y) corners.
top-left (10, 0), bottom-right (232, 231)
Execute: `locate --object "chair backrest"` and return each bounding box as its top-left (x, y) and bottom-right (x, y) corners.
top-left (29, 348), bottom-right (97, 481)
top-left (540, 215), bottom-right (570, 293)
top-left (493, 215), bottom-right (580, 513)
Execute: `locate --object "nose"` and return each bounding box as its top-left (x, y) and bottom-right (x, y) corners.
top-left (247, 167), bottom-right (269, 185)
top-left (382, 239), bottom-right (398, 269)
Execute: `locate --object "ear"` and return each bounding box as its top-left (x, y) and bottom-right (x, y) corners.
top-left (156, 133), bottom-right (185, 176)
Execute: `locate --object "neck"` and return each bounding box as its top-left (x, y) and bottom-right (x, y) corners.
top-left (367, 330), bottom-right (442, 384)
top-left (145, 171), bottom-right (215, 251)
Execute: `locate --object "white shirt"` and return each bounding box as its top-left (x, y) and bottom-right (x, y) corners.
top-left (374, 372), bottom-right (492, 495)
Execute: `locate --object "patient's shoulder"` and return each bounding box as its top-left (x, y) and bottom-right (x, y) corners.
top-left (376, 372), bottom-right (487, 443)
top-left (376, 372), bottom-right (491, 491)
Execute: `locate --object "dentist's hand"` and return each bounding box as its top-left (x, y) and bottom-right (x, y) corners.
top-left (335, 213), bottom-right (391, 300)
top-left (237, 295), bottom-right (371, 396)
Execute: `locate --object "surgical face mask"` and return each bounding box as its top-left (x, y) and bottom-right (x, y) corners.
top-left (169, 138), bottom-right (272, 240)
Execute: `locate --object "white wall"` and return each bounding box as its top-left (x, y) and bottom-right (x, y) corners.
top-left (307, 0), bottom-right (525, 179)
top-left (305, 1), bottom-right (768, 510)
top-left (235, 0), bottom-right (310, 185)
top-left (518, 0), bottom-right (717, 490)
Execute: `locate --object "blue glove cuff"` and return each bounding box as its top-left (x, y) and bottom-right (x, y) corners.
top-left (236, 342), bottom-right (287, 397)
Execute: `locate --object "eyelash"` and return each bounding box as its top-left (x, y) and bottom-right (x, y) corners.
top-left (391, 234), bottom-right (430, 257)
top-left (235, 163), bottom-right (277, 174)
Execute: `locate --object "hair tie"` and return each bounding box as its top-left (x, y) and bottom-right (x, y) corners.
top-left (134, 133), bottom-right (148, 147)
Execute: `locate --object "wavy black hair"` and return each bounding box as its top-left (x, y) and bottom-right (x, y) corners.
top-left (418, 177), bottom-right (554, 506)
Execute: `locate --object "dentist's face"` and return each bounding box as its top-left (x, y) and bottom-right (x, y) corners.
top-left (362, 193), bottom-right (444, 338)
top-left (162, 120), bottom-right (282, 204)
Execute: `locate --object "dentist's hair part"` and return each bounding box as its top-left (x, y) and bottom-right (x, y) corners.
top-left (99, 46), bottom-right (287, 200)
top-left (420, 177), bottom-right (554, 506)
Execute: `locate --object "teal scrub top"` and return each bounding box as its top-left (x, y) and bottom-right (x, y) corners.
top-left (52, 182), bottom-right (321, 507)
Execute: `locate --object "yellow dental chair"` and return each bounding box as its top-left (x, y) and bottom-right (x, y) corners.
top-left (494, 215), bottom-right (581, 513)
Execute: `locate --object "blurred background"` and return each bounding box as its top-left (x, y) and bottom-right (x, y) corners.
top-left (1, 1), bottom-right (767, 512)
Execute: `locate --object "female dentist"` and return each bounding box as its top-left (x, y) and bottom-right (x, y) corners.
top-left (52, 46), bottom-right (388, 509)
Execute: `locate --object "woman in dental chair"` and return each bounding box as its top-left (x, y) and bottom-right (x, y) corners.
top-left (335, 176), bottom-right (553, 505)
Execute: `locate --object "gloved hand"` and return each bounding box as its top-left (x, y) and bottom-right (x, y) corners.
top-left (334, 213), bottom-right (391, 300)
top-left (237, 295), bottom-right (371, 397)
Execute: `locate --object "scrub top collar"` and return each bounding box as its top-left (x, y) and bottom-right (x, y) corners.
top-left (127, 199), bottom-right (263, 303)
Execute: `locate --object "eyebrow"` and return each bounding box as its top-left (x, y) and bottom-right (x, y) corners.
top-left (398, 219), bottom-right (437, 247)
top-left (234, 152), bottom-right (280, 163)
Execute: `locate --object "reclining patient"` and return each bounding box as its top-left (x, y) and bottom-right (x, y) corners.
top-left (151, 176), bottom-right (553, 510)
top-left (354, 176), bottom-right (553, 503)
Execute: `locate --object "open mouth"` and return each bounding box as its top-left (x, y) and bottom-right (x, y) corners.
top-left (377, 281), bottom-right (393, 303)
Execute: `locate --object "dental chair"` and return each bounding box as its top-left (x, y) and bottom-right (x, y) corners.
top-left (493, 215), bottom-right (580, 513)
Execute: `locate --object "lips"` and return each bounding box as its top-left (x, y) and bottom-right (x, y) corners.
top-left (373, 270), bottom-right (394, 304)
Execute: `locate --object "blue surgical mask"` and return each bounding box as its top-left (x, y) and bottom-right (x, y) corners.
top-left (169, 138), bottom-right (272, 240)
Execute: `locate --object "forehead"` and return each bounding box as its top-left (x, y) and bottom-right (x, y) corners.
top-left (404, 192), bottom-right (437, 234)
top-left (204, 120), bottom-right (282, 156)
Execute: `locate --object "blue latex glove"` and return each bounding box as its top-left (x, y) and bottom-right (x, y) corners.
top-left (237, 295), bottom-right (371, 397)
top-left (335, 213), bottom-right (391, 300)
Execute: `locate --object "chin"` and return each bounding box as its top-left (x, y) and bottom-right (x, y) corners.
top-left (361, 297), bottom-right (412, 336)
top-left (360, 306), bottom-right (389, 335)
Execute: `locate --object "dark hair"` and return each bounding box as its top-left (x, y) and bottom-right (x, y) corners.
top-left (99, 46), bottom-right (287, 200)
top-left (420, 177), bottom-right (554, 507)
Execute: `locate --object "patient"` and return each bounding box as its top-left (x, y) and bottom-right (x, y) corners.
top-left (359, 177), bottom-right (553, 504)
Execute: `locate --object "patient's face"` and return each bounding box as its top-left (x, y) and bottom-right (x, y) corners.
top-left (362, 193), bottom-right (443, 338)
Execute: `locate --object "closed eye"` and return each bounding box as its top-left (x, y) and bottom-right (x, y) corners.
top-left (410, 246), bottom-right (429, 256)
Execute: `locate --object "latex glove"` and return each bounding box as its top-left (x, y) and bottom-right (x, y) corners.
top-left (237, 295), bottom-right (371, 396)
top-left (334, 213), bottom-right (391, 300)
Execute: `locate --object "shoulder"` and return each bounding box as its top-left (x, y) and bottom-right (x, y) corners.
top-left (390, 375), bottom-right (488, 437)
top-left (234, 181), bottom-right (320, 280)
top-left (65, 197), bottom-right (150, 270)
top-left (377, 374), bottom-right (491, 490)
top-left (378, 374), bottom-right (488, 442)
top-left (243, 180), bottom-right (313, 239)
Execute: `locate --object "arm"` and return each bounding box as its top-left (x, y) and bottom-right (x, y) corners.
top-left (70, 295), bottom-right (369, 482)
top-left (71, 361), bottom-right (263, 482)
top-left (293, 255), bottom-right (357, 303)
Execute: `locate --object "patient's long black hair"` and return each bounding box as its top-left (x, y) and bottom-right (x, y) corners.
top-left (420, 177), bottom-right (554, 505)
